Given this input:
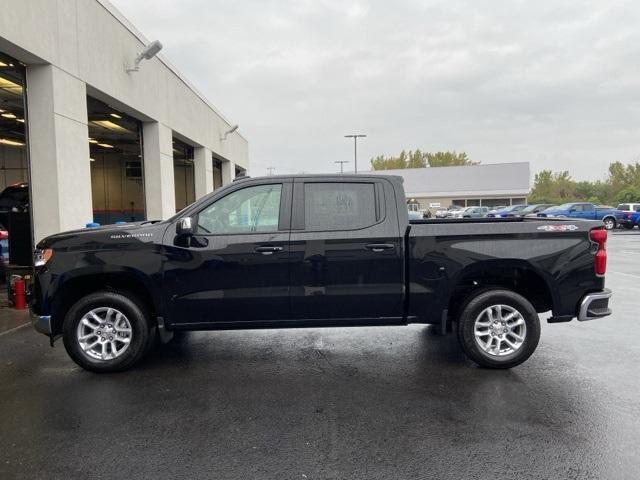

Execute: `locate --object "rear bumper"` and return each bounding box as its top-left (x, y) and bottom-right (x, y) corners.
top-left (578, 289), bottom-right (612, 321)
top-left (30, 310), bottom-right (52, 335)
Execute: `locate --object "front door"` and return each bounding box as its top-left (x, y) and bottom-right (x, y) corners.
top-left (162, 180), bottom-right (292, 326)
top-left (288, 178), bottom-right (404, 321)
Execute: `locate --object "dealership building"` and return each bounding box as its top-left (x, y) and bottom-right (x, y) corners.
top-left (0, 0), bottom-right (248, 247)
top-left (369, 162), bottom-right (530, 214)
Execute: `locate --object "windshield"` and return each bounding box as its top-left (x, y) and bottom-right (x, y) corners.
top-left (520, 205), bottom-right (538, 213)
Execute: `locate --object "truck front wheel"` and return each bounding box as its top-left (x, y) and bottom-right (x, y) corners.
top-left (456, 289), bottom-right (540, 369)
top-left (62, 291), bottom-right (153, 373)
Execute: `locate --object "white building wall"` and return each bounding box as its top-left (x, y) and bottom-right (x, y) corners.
top-left (0, 0), bottom-right (248, 241)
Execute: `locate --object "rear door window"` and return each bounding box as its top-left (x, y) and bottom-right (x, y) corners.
top-left (304, 182), bottom-right (377, 231)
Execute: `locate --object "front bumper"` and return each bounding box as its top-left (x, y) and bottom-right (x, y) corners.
top-left (30, 309), bottom-right (52, 335)
top-left (578, 289), bottom-right (612, 321)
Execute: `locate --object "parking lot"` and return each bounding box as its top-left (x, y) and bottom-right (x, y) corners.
top-left (0, 232), bottom-right (637, 479)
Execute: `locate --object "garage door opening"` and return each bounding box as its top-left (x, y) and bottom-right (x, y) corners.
top-left (88, 97), bottom-right (144, 225)
top-left (173, 138), bottom-right (194, 211)
top-left (0, 54), bottom-right (29, 263)
top-left (0, 52), bottom-right (30, 328)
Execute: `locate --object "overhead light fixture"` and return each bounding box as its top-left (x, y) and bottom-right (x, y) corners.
top-left (0, 138), bottom-right (25, 147)
top-left (88, 138), bottom-right (98, 144)
top-left (1, 112), bottom-right (16, 119)
top-left (126, 40), bottom-right (163, 73)
top-left (16, 118), bottom-right (24, 123)
top-left (0, 61), bottom-right (7, 67)
top-left (91, 120), bottom-right (130, 134)
top-left (0, 77), bottom-right (22, 94)
top-left (90, 158), bottom-right (96, 162)
top-left (220, 125), bottom-right (239, 141)
top-left (110, 113), bottom-right (122, 119)
top-left (97, 143), bottom-right (114, 149)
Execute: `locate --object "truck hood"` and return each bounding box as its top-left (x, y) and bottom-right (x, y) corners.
top-left (37, 220), bottom-right (166, 249)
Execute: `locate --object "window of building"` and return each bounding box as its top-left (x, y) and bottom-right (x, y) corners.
top-left (511, 198), bottom-right (527, 205)
top-left (481, 198), bottom-right (510, 207)
top-left (196, 183), bottom-right (282, 234)
top-left (452, 199), bottom-right (466, 207)
top-left (235, 165), bottom-right (247, 178)
top-left (88, 96), bottom-right (144, 225)
top-left (173, 138), bottom-right (195, 211)
top-left (304, 182), bottom-right (377, 231)
top-left (212, 158), bottom-right (223, 190)
top-left (466, 199), bottom-right (481, 206)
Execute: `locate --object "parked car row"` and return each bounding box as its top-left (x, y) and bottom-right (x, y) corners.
top-left (429, 201), bottom-right (625, 230)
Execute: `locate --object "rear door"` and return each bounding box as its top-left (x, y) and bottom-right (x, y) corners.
top-left (288, 177), bottom-right (404, 321)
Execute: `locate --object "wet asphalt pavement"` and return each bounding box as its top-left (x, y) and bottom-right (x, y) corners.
top-left (1, 232), bottom-right (639, 479)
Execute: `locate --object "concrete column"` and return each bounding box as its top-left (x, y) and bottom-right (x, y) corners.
top-left (27, 64), bottom-right (92, 243)
top-left (193, 146), bottom-right (213, 199)
top-left (143, 122), bottom-right (175, 219)
top-left (221, 160), bottom-right (236, 185)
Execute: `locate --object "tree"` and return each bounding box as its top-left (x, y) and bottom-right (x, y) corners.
top-left (370, 149), bottom-right (427, 170)
top-left (370, 150), bottom-right (475, 170)
top-left (426, 151), bottom-right (477, 167)
top-left (615, 186), bottom-right (640, 204)
top-left (528, 170), bottom-right (577, 204)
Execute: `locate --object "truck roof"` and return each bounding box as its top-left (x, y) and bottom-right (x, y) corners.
top-left (234, 173), bottom-right (404, 182)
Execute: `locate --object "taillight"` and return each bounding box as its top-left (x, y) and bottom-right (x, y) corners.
top-left (590, 228), bottom-right (607, 276)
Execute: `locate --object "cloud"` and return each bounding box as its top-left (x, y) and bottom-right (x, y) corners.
top-left (110, 0), bottom-right (640, 180)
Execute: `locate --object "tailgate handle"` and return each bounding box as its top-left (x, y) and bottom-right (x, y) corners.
top-left (254, 245), bottom-right (284, 255)
top-left (366, 243), bottom-right (395, 252)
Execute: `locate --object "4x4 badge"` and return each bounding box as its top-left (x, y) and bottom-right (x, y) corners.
top-left (537, 224), bottom-right (579, 232)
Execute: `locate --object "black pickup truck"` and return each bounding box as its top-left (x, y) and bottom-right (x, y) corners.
top-left (30, 174), bottom-right (612, 372)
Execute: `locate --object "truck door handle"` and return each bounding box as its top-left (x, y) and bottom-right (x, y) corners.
top-left (254, 245), bottom-right (284, 255)
top-left (365, 243), bottom-right (395, 252)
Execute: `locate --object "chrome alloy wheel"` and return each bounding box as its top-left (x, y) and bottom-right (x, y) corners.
top-left (473, 304), bottom-right (527, 357)
top-left (76, 307), bottom-right (132, 361)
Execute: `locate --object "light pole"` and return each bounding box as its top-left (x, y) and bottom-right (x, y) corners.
top-left (334, 160), bottom-right (349, 174)
top-left (344, 134), bottom-right (366, 173)
top-left (266, 166), bottom-right (276, 176)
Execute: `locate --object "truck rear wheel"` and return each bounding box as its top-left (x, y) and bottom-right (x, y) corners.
top-left (62, 291), bottom-right (153, 372)
top-left (603, 217), bottom-right (616, 230)
top-left (456, 289), bottom-right (540, 369)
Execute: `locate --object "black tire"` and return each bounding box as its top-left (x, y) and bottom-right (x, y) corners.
top-left (456, 289), bottom-right (541, 369)
top-left (62, 291), bottom-right (153, 372)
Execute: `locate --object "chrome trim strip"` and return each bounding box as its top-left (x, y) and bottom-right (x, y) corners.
top-left (578, 288), bottom-right (612, 321)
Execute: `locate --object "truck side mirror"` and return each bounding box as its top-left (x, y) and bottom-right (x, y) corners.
top-left (176, 217), bottom-right (194, 236)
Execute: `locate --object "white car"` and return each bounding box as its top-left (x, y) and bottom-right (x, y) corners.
top-left (435, 205), bottom-right (464, 218)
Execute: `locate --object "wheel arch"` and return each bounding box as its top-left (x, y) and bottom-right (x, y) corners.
top-left (50, 267), bottom-right (160, 336)
top-left (446, 259), bottom-right (557, 325)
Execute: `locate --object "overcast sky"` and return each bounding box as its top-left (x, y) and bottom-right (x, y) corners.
top-left (111, 0), bottom-right (640, 181)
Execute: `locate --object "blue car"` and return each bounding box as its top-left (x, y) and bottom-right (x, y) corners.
top-left (486, 204), bottom-right (527, 218)
top-left (538, 202), bottom-right (618, 230)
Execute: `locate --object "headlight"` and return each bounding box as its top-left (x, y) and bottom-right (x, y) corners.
top-left (34, 248), bottom-right (53, 267)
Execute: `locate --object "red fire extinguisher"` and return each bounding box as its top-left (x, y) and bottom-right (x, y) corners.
top-left (14, 277), bottom-right (26, 310)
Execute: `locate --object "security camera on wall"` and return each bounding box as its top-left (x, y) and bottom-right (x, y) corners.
top-left (126, 40), bottom-right (163, 73)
